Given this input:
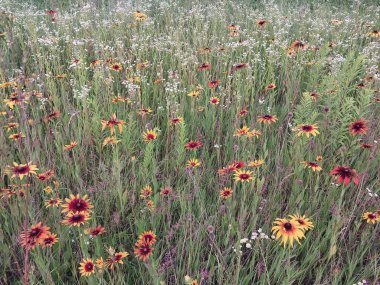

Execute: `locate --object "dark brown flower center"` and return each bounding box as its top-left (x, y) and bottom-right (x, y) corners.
top-left (284, 222), bottom-right (292, 230)
top-left (85, 263), bottom-right (94, 271)
top-left (301, 125), bottom-right (313, 132)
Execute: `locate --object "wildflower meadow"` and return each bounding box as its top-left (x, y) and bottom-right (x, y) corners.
top-left (0, 0), bottom-right (379, 284)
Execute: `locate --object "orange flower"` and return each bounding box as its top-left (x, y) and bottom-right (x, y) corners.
top-left (134, 241), bottom-right (154, 262)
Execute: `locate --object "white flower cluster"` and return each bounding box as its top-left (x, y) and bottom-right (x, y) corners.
top-left (232, 228), bottom-right (273, 254)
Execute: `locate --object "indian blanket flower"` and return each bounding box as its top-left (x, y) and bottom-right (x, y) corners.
top-left (247, 129), bottom-right (262, 138)
top-left (134, 241), bottom-right (154, 262)
top-left (220, 187), bottom-right (233, 200)
top-left (105, 251), bottom-right (129, 269)
top-left (197, 63), bottom-right (211, 71)
top-left (41, 233), bottom-right (59, 248)
top-left (138, 231), bottom-right (157, 246)
top-left (234, 126), bottom-right (250, 137)
top-left (143, 129), bottom-right (158, 142)
top-left (209, 97), bottom-right (220, 105)
top-left (289, 214), bottom-right (314, 231)
top-left (170, 116), bottom-right (184, 125)
top-left (257, 114), bottom-right (278, 124)
top-left (62, 211), bottom-right (90, 227)
top-left (301, 161), bottom-right (322, 172)
top-left (362, 212), bottom-right (379, 224)
top-left (37, 170), bottom-right (54, 181)
top-left (103, 136), bottom-right (121, 146)
top-left (140, 185), bottom-right (153, 199)
top-left (44, 198), bottom-right (62, 208)
top-left (8, 162), bottom-right (38, 180)
top-left (19, 222), bottom-right (51, 250)
top-left (160, 187), bottom-right (173, 196)
top-left (265, 83), bottom-right (276, 90)
top-left (110, 63), bottom-right (123, 71)
top-left (207, 80), bottom-right (220, 89)
top-left (84, 226), bottom-right (106, 237)
top-left (349, 118), bottom-right (368, 135)
top-left (185, 140), bottom-right (202, 150)
top-left (61, 194), bottom-right (93, 214)
top-left (233, 170), bottom-right (254, 182)
top-left (272, 218), bottom-right (305, 247)
top-left (248, 160), bottom-right (264, 168)
top-left (64, 141), bottom-right (78, 150)
top-left (186, 159), bottom-right (201, 168)
top-left (79, 258), bottom-right (95, 277)
top-left (9, 132), bottom-right (25, 141)
top-left (330, 165), bottom-right (360, 186)
top-left (295, 124), bottom-right (320, 138)
top-left (101, 114), bottom-right (125, 134)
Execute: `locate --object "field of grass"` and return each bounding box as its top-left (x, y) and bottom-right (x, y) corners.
top-left (0, 0), bottom-right (379, 284)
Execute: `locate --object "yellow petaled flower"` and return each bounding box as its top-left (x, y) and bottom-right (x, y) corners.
top-left (146, 199), bottom-right (155, 211)
top-left (289, 214), bottom-right (314, 231)
top-left (79, 258), bottom-right (95, 277)
top-left (96, 257), bottom-right (104, 270)
top-left (140, 185), bottom-right (153, 199)
top-left (143, 129), bottom-right (158, 142)
top-left (301, 161), bottom-right (322, 172)
top-left (248, 159), bottom-right (264, 168)
top-left (137, 61), bottom-right (149, 69)
top-left (133, 11), bottom-right (148, 21)
top-left (316, 156), bottom-right (323, 162)
top-left (234, 126), bottom-right (250, 137)
top-left (233, 170), bottom-right (254, 182)
top-left (62, 211), bottom-right (90, 227)
top-left (272, 218), bottom-right (305, 247)
top-left (363, 212), bottom-right (379, 224)
top-left (44, 198), bottom-right (62, 208)
top-left (7, 162), bottom-right (38, 180)
top-left (127, 76), bottom-right (141, 83)
top-left (64, 141), bottom-right (78, 150)
top-left (103, 136), bottom-right (121, 147)
top-left (219, 187), bottom-right (233, 200)
top-left (110, 63), bottom-right (123, 71)
top-left (43, 186), bottom-right (53, 194)
top-left (257, 114), bottom-right (278, 124)
top-left (0, 81), bottom-right (17, 88)
top-left (246, 129), bottom-right (262, 138)
top-left (295, 124), bottom-right (320, 138)
top-left (62, 194), bottom-right (93, 214)
top-left (186, 159), bottom-right (201, 168)
top-left (9, 132), bottom-right (25, 141)
top-left (101, 113), bottom-right (125, 135)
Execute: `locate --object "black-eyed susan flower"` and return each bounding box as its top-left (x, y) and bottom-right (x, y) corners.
top-left (295, 124), bottom-right (320, 138)
top-left (301, 161), bottom-right (322, 172)
top-left (220, 187), bottom-right (233, 200)
top-left (289, 214), bottom-right (314, 231)
top-left (362, 212), bottom-right (379, 224)
top-left (272, 218), bottom-right (305, 247)
top-left (79, 258), bottom-right (95, 276)
top-left (133, 11), bottom-right (148, 21)
top-left (187, 87), bottom-right (202, 98)
top-left (349, 118), bottom-right (368, 136)
top-left (257, 114), bottom-right (278, 124)
top-left (186, 159), bottom-right (201, 168)
top-left (62, 194), bottom-right (93, 214)
top-left (143, 129), bottom-right (158, 142)
top-left (233, 170), bottom-right (254, 182)
top-left (62, 211), bottom-right (90, 227)
top-left (7, 162), bottom-right (38, 180)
